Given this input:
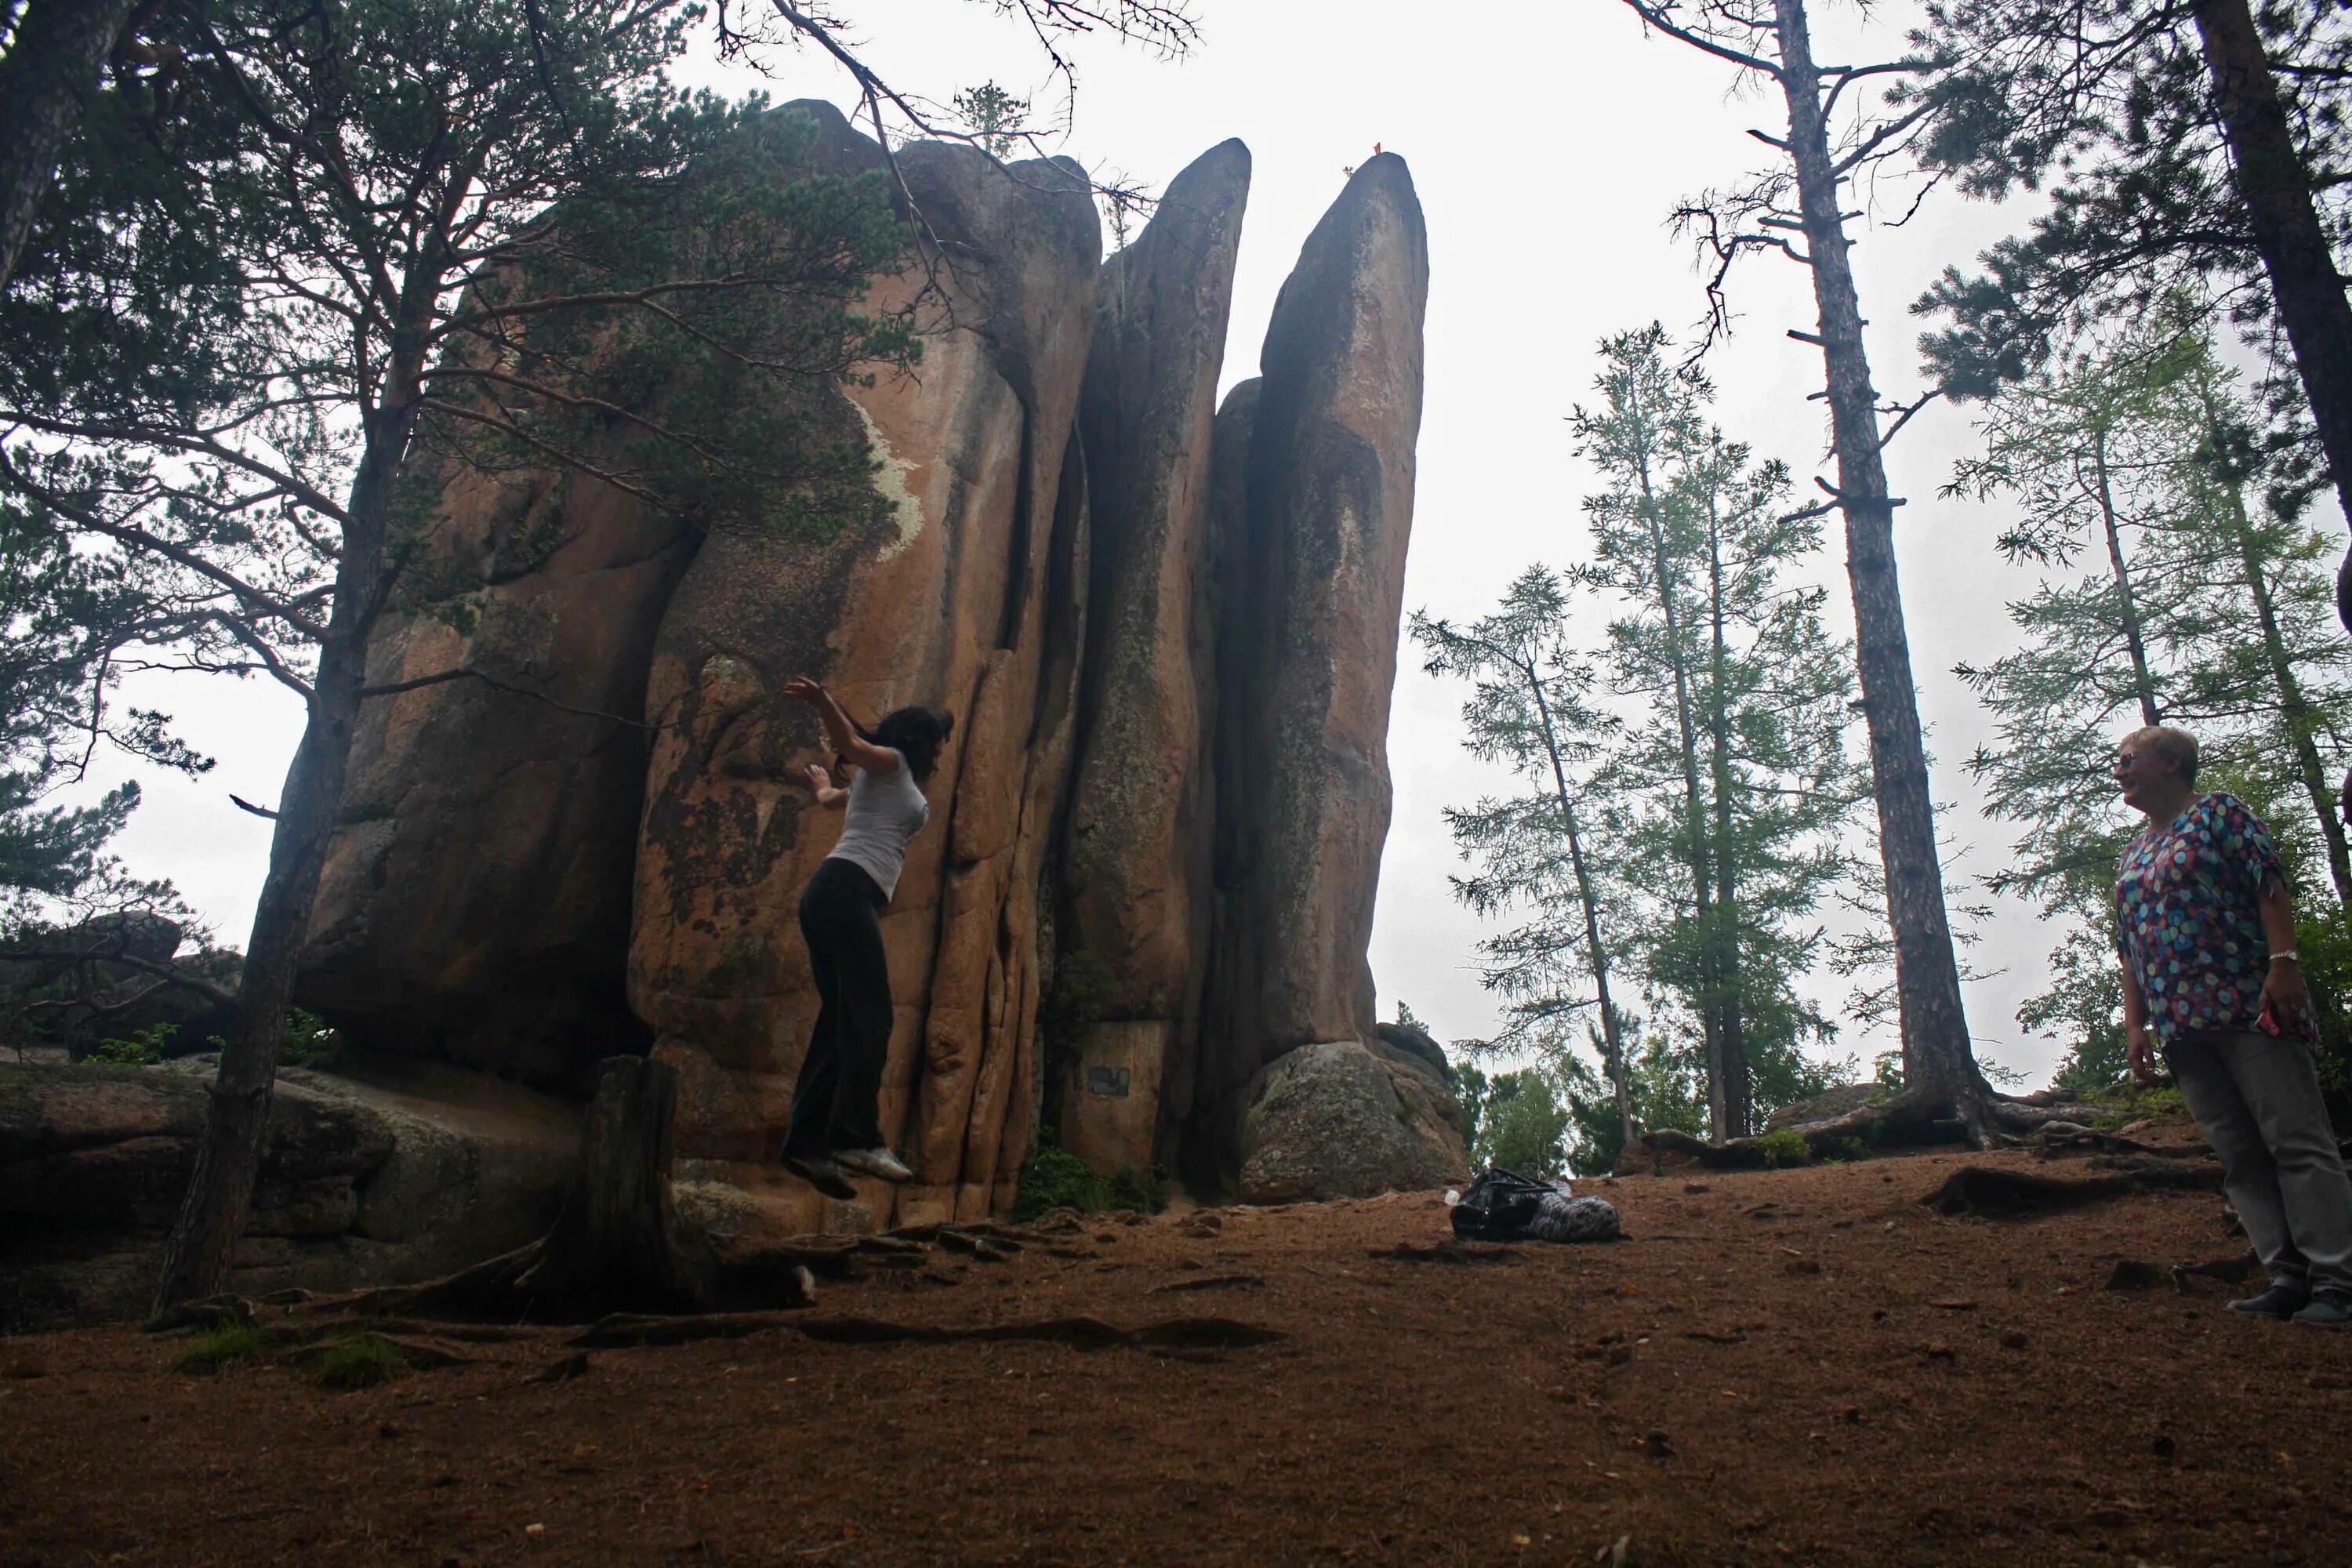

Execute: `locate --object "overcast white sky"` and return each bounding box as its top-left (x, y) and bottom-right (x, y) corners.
top-left (82, 0), bottom-right (2317, 1088)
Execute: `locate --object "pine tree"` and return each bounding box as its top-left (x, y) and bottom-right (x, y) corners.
top-left (1910, 0), bottom-right (2352, 601)
top-left (1411, 568), bottom-right (1638, 1156)
top-left (1618, 0), bottom-right (1991, 1134)
top-left (1955, 314), bottom-right (2352, 1074)
top-left (1573, 328), bottom-right (1864, 1138)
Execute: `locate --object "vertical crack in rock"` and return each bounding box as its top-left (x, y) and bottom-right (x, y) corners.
top-left (1057, 140), bottom-right (1251, 1178)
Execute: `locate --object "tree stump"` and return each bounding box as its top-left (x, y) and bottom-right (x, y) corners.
top-left (512, 1054), bottom-right (717, 1313)
top-left (345, 1056), bottom-right (719, 1322)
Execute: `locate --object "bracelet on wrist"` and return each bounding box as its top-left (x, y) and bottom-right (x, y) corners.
top-left (2270, 950), bottom-right (2299, 965)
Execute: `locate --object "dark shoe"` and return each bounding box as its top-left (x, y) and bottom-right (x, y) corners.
top-left (2228, 1282), bottom-right (2310, 1319)
top-left (782, 1149), bottom-right (858, 1201)
top-left (2292, 1290), bottom-right (2352, 1327)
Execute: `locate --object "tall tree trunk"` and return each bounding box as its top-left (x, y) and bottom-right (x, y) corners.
top-left (1634, 458), bottom-right (1724, 1138)
top-left (0, 0), bottom-right (142, 294)
top-left (1702, 497), bottom-right (1751, 1137)
top-left (2188, 0), bottom-right (2352, 633)
top-left (1774, 0), bottom-right (1984, 1120)
top-left (150, 394), bottom-right (413, 1312)
top-left (2090, 431), bottom-right (2162, 728)
top-left (2215, 470), bottom-right (2352, 909)
top-left (1527, 666), bottom-right (1638, 1154)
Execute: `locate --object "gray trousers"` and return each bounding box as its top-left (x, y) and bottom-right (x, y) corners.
top-left (2165, 1029), bottom-right (2352, 1294)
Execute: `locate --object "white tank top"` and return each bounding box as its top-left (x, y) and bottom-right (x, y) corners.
top-left (826, 749), bottom-right (931, 899)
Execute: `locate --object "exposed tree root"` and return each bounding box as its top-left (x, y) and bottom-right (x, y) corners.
top-left (1622, 1083), bottom-right (2189, 1172)
top-left (1922, 1161), bottom-right (2223, 1218)
top-left (568, 1312), bottom-right (1287, 1352)
top-left (1149, 1273), bottom-right (1265, 1294)
top-left (2171, 1250), bottom-right (2260, 1292)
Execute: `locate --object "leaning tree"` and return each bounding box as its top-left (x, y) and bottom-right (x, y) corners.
top-left (1412, 567), bottom-right (1641, 1157)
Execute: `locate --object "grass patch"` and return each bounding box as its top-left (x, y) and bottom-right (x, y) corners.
top-left (1754, 1127), bottom-right (1813, 1169)
top-left (173, 1322), bottom-right (274, 1376)
top-left (2090, 1083), bottom-right (2189, 1130)
top-left (296, 1333), bottom-right (410, 1391)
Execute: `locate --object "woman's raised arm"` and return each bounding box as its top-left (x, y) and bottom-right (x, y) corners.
top-left (782, 677), bottom-right (901, 777)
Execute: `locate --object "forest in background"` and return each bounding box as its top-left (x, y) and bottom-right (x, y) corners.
top-left (1434, 0), bottom-right (2352, 1175)
top-left (4, 0), bottom-right (2352, 1277)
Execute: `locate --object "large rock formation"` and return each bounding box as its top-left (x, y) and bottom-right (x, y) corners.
top-left (291, 116), bottom-right (1446, 1228)
top-left (629, 136), bottom-right (1101, 1232)
top-left (1057, 139), bottom-right (1250, 1172)
top-left (1191, 154), bottom-right (1436, 1181)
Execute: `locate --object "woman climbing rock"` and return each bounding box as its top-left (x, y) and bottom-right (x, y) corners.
top-left (779, 676), bottom-right (954, 1201)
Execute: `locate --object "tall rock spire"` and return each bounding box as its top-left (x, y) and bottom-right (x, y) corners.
top-left (1200, 153), bottom-right (1431, 1149)
top-left (1058, 138), bottom-right (1252, 1174)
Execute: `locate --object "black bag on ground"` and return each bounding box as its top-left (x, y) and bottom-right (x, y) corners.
top-left (1449, 1167), bottom-right (1621, 1244)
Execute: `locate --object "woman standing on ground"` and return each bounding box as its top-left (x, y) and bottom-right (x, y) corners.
top-left (2114, 724), bottom-right (2352, 1327)
top-left (779, 676), bottom-right (954, 1201)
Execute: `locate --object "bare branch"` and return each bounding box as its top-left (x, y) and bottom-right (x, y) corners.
top-left (1621, 0), bottom-right (1784, 80)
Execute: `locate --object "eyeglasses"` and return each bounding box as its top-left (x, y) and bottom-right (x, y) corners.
top-left (2111, 753), bottom-right (2140, 775)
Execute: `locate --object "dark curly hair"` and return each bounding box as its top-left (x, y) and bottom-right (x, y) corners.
top-left (861, 705), bottom-right (955, 784)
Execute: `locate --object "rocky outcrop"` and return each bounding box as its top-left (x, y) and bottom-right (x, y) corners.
top-left (0, 1057), bottom-right (575, 1328)
top-left (296, 457), bottom-right (691, 1088)
top-left (628, 139), bottom-right (1099, 1232)
top-left (298, 102), bottom-right (898, 1091)
top-left (286, 119), bottom-right (1438, 1232)
top-left (1232, 1040), bottom-right (1466, 1205)
top-left (1058, 140), bottom-right (1250, 1173)
top-left (1220, 152), bottom-right (1428, 1062)
top-left (1195, 154), bottom-right (1431, 1175)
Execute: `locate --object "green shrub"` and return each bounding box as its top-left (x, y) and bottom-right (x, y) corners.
top-left (1821, 1135), bottom-right (1871, 1163)
top-left (281, 1008), bottom-right (338, 1066)
top-left (173, 1322), bottom-right (273, 1375)
top-left (1102, 1163), bottom-right (1168, 1215)
top-left (298, 1334), bottom-right (409, 1391)
top-left (1011, 1131), bottom-right (1168, 1221)
top-left (1013, 1132), bottom-right (1103, 1221)
top-left (1753, 1127), bottom-right (1813, 1169)
top-left (89, 1021), bottom-right (176, 1065)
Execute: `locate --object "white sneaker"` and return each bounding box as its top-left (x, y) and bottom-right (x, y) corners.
top-left (835, 1146), bottom-right (914, 1183)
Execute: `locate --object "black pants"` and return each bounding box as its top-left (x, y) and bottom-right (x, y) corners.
top-left (786, 857), bottom-right (891, 1156)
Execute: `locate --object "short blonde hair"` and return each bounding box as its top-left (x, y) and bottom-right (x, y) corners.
top-left (2121, 724), bottom-right (2198, 787)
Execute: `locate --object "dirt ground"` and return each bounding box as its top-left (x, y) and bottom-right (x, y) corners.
top-left (5, 1127), bottom-right (2350, 1568)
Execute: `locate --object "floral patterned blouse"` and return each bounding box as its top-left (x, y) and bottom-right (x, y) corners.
top-left (2114, 791), bottom-right (2290, 1046)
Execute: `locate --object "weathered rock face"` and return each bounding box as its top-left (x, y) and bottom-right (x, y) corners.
top-left (1229, 152), bottom-right (1428, 1058)
top-left (292, 121), bottom-right (1439, 1227)
top-left (299, 102), bottom-right (898, 1091)
top-left (1232, 1040), bottom-right (1466, 1205)
top-left (630, 140), bottom-right (1100, 1232)
top-left (1058, 140), bottom-right (1250, 1173)
top-left (0, 1058), bottom-right (575, 1328)
top-left (1196, 154), bottom-right (1431, 1167)
top-left (298, 457), bottom-right (692, 1087)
